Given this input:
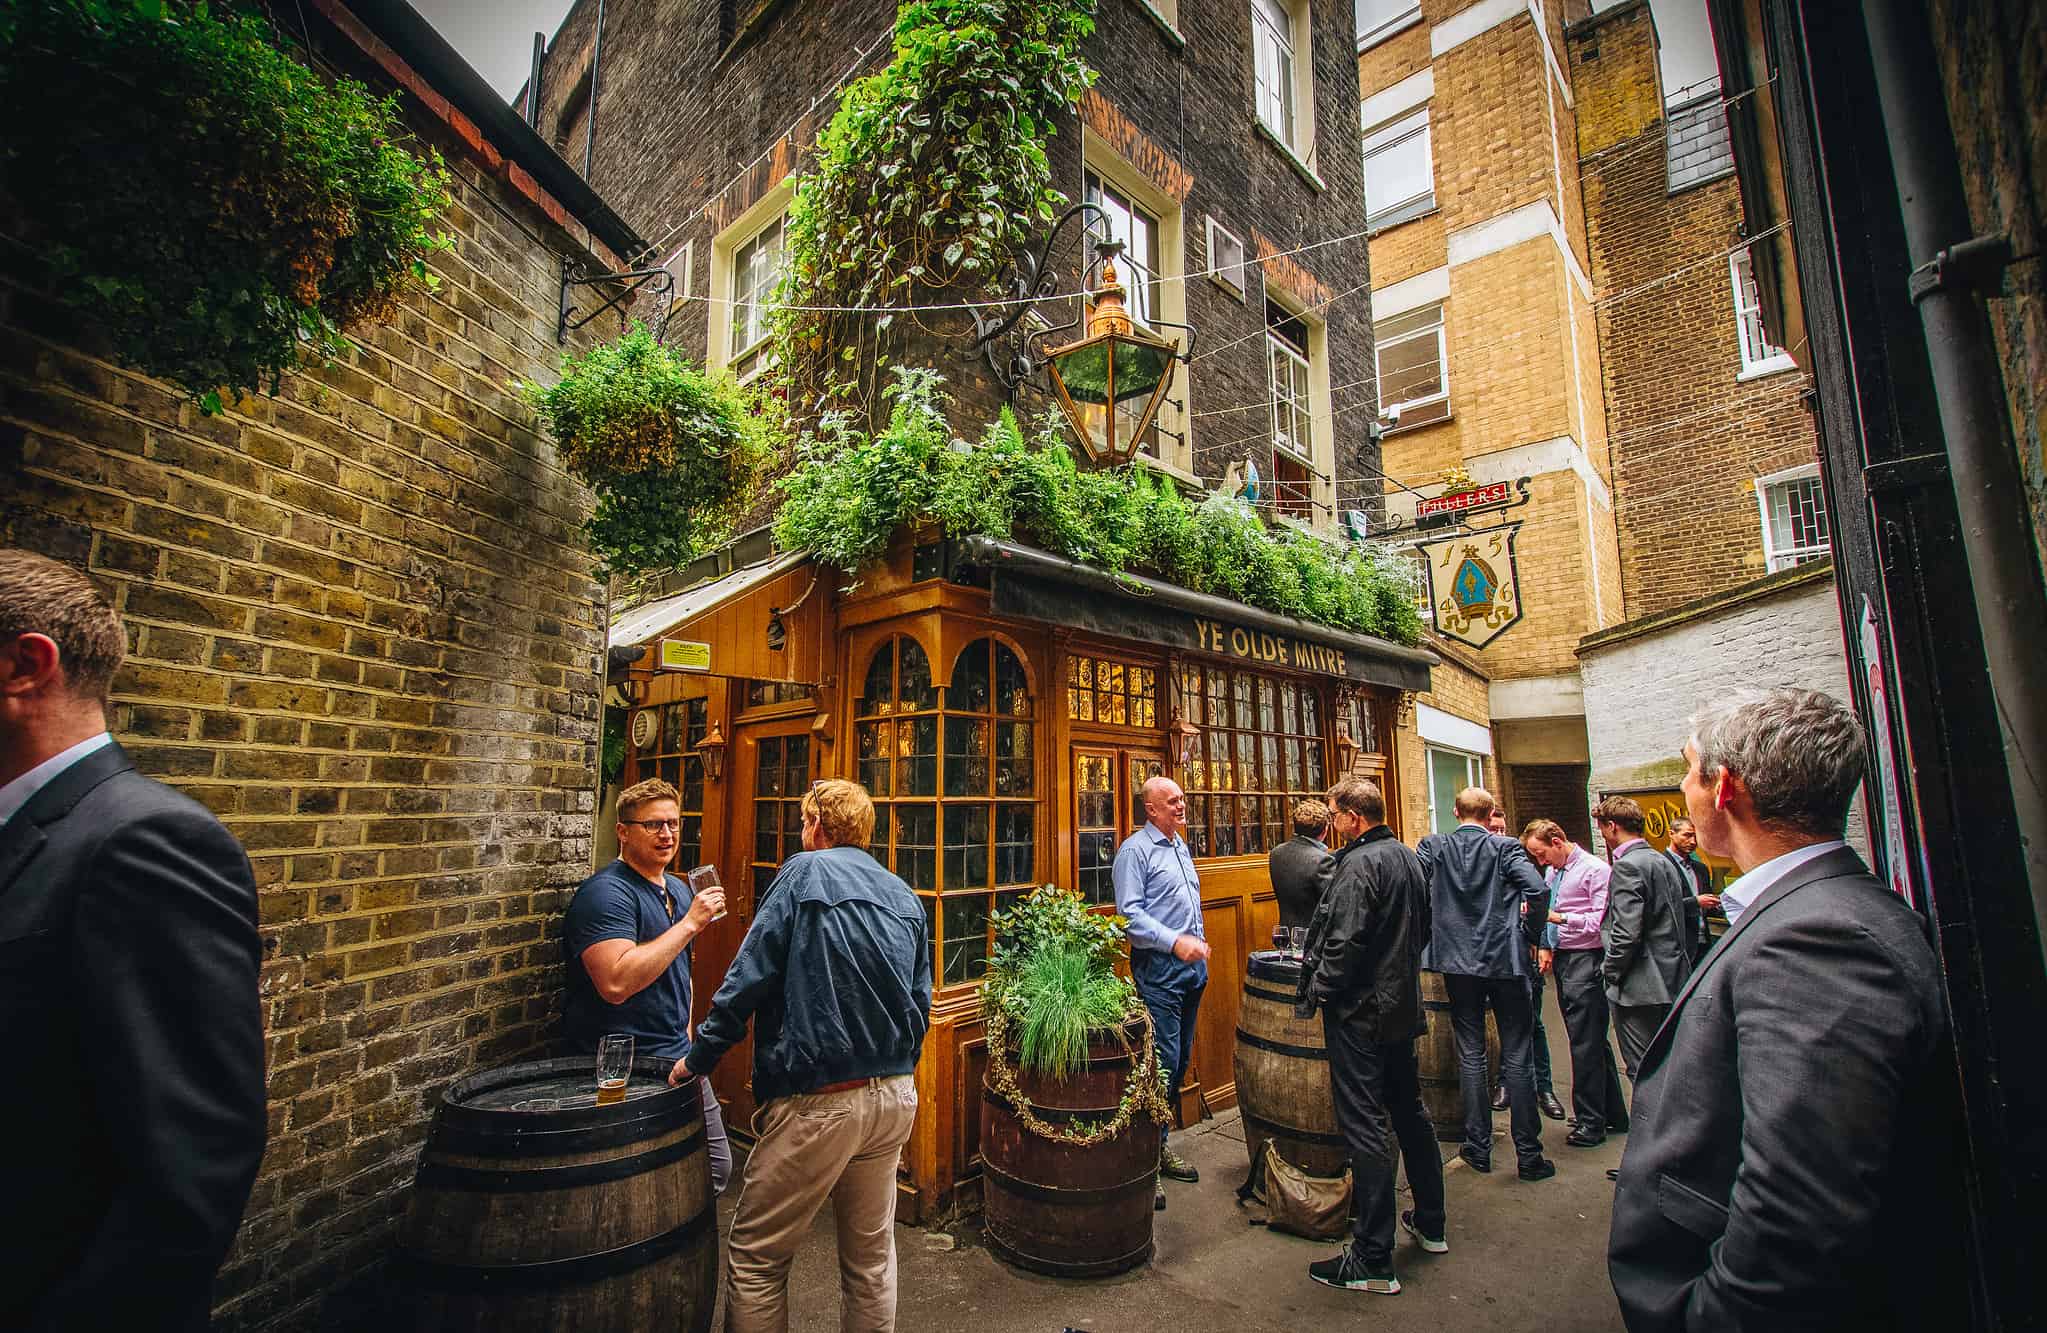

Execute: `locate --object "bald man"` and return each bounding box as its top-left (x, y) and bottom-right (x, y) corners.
top-left (1113, 775), bottom-right (1210, 1205)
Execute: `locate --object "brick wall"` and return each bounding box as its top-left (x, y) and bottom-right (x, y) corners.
top-left (0, 24), bottom-right (611, 1328)
top-left (1393, 642), bottom-right (1493, 837)
top-left (1576, 562), bottom-right (1864, 855)
top-left (1569, 2), bottom-right (1825, 619)
top-left (1497, 761), bottom-right (1590, 845)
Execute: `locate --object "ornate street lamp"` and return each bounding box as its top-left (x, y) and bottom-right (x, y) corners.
top-left (696, 721), bottom-right (727, 782)
top-left (971, 204), bottom-right (1195, 469)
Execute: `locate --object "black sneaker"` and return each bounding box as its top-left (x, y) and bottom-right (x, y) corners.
top-left (1308, 1247), bottom-right (1400, 1294)
top-left (1159, 1144), bottom-right (1199, 1183)
top-left (1518, 1157), bottom-right (1557, 1182)
top-left (1155, 1182), bottom-right (1167, 1210)
top-left (1401, 1210), bottom-right (1448, 1254)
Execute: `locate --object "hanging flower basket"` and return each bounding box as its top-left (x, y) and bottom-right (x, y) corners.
top-left (519, 324), bottom-right (781, 578)
top-left (0, 0), bottom-right (455, 412)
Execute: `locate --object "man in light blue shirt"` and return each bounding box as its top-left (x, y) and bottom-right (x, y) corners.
top-left (1113, 774), bottom-right (1209, 1203)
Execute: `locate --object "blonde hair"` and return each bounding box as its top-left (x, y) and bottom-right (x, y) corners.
top-left (1453, 786), bottom-right (1495, 820)
top-left (617, 778), bottom-right (679, 821)
top-left (1521, 819), bottom-right (1567, 846)
top-left (802, 779), bottom-right (876, 850)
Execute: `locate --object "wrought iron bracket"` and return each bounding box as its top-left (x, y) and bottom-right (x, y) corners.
top-left (558, 255), bottom-right (677, 343)
top-left (970, 203), bottom-right (1135, 393)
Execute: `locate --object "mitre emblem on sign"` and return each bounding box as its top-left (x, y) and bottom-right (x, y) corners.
top-left (1418, 524), bottom-right (1525, 649)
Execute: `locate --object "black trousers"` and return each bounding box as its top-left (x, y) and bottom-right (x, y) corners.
top-left (1443, 972), bottom-right (1544, 1167)
top-left (1323, 1014), bottom-right (1445, 1266)
top-left (1553, 949), bottom-right (1628, 1135)
top-left (1613, 1002), bottom-right (1670, 1081)
top-left (1495, 968), bottom-right (1555, 1095)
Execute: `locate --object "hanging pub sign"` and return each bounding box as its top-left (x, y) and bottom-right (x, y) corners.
top-left (1415, 477), bottom-right (1529, 528)
top-left (1418, 523), bottom-right (1525, 649)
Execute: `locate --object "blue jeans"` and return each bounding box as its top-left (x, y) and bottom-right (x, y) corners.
top-left (1132, 948), bottom-right (1206, 1145)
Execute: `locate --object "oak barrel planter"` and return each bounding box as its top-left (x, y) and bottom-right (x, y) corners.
top-left (1417, 970), bottom-right (1502, 1142)
top-left (980, 1015), bottom-right (1159, 1278)
top-left (397, 1056), bottom-right (715, 1332)
top-left (1233, 950), bottom-right (1348, 1177)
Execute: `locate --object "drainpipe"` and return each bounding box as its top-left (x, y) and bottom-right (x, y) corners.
top-left (1864, 1), bottom-right (2047, 942)
top-left (582, 0), bottom-right (606, 180)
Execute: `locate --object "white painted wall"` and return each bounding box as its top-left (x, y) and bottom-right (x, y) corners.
top-left (1579, 575), bottom-right (1868, 857)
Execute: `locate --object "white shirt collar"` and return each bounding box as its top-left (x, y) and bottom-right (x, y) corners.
top-left (1719, 839), bottom-right (1850, 925)
top-left (0, 732), bottom-right (114, 828)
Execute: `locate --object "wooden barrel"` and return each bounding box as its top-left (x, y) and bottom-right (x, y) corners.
top-left (1417, 970), bottom-right (1502, 1142)
top-left (398, 1057), bottom-right (715, 1332)
top-left (1233, 950), bottom-right (1348, 1177)
top-left (981, 1016), bottom-right (1157, 1278)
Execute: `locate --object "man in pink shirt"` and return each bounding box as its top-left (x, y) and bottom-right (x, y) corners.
top-left (1522, 820), bottom-right (1628, 1146)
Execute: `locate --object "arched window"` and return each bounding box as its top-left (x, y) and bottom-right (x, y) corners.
top-left (857, 635), bottom-right (1038, 986)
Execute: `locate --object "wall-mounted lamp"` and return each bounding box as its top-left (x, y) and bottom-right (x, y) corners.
top-left (1169, 707), bottom-right (1201, 768)
top-left (1334, 692), bottom-right (1360, 775)
top-left (697, 721), bottom-right (727, 781)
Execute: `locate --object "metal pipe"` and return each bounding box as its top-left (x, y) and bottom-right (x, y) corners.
top-left (583, 0), bottom-right (605, 180)
top-left (525, 31), bottom-right (544, 129)
top-left (1864, 1), bottom-right (2047, 942)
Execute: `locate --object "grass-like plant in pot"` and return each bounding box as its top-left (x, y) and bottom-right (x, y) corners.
top-left (977, 887), bottom-right (1171, 1278)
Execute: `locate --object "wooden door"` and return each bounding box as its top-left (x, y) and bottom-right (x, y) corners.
top-left (1072, 747), bottom-right (1167, 909)
top-left (702, 719), bottom-right (813, 1131)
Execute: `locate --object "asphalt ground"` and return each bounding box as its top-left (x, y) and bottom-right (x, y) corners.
top-left (714, 991), bottom-right (1631, 1332)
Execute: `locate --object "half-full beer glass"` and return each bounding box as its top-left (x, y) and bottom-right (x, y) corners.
top-left (687, 865), bottom-right (728, 921)
top-left (596, 1034), bottom-right (632, 1105)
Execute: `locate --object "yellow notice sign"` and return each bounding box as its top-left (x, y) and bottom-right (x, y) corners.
top-left (659, 639), bottom-right (711, 672)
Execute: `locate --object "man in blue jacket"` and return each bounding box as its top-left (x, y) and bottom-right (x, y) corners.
top-left (672, 779), bottom-right (931, 1333)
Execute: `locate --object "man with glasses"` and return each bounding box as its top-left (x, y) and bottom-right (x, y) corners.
top-left (563, 776), bottom-right (731, 1190)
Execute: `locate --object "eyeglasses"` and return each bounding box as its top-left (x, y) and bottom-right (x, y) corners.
top-left (620, 818), bottom-right (680, 832)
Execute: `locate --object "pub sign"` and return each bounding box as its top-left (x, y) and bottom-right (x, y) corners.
top-left (1418, 524), bottom-right (1524, 649)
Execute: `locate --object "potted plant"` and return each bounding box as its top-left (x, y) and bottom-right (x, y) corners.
top-left (978, 887), bottom-right (1169, 1278)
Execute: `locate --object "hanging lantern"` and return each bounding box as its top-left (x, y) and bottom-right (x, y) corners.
top-left (1169, 706), bottom-right (1201, 768)
top-left (1043, 249), bottom-right (1182, 468)
top-left (696, 720), bottom-right (727, 781)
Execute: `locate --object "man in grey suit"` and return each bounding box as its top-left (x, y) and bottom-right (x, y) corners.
top-left (1269, 797), bottom-right (1334, 930)
top-left (1592, 795), bottom-right (1691, 1079)
top-left (1608, 689), bottom-right (1959, 1331)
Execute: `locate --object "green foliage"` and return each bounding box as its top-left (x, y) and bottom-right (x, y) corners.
top-left (772, 371), bottom-right (1426, 645)
top-left (983, 887), bottom-right (1135, 1079)
top-left (0, 0), bottom-right (455, 412)
top-left (521, 324), bottom-right (782, 578)
top-left (601, 706), bottom-right (627, 786)
top-left (771, 0), bottom-right (1097, 419)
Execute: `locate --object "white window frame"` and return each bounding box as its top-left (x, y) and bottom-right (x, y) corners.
top-left (1755, 463), bottom-right (1831, 573)
top-left (1362, 106), bottom-right (1434, 229)
top-left (1424, 745), bottom-right (1485, 834)
top-left (660, 239), bottom-right (694, 323)
top-left (1252, 0), bottom-right (1300, 152)
top-left (1355, 0), bottom-right (1421, 51)
top-left (1265, 295), bottom-right (1334, 529)
top-left (1083, 135), bottom-right (1194, 475)
top-left (1085, 173), bottom-right (1162, 330)
top-left (1731, 247), bottom-right (1795, 379)
top-left (1206, 216), bottom-right (1247, 300)
top-left (708, 184), bottom-right (793, 383)
top-left (1374, 300), bottom-right (1449, 431)
top-left (728, 213), bottom-right (785, 378)
top-left (1269, 331), bottom-right (1314, 466)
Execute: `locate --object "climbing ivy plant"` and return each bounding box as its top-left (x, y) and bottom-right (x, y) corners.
top-left (773, 371), bottom-right (1426, 646)
top-left (770, 0), bottom-right (1097, 421)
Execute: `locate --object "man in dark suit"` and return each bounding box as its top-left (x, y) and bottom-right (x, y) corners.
top-left (1294, 778), bottom-right (1441, 1295)
top-left (0, 550), bottom-right (267, 1331)
top-left (1268, 797), bottom-right (1334, 930)
top-left (1592, 796), bottom-right (1691, 1080)
top-left (1662, 818), bottom-right (1718, 963)
top-left (1416, 786), bottom-right (1553, 1181)
top-left (1609, 688), bottom-right (1959, 1331)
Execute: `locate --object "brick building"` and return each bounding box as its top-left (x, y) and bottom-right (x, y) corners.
top-left (0, 3), bottom-right (650, 1325)
top-left (1352, 0), bottom-right (1843, 839)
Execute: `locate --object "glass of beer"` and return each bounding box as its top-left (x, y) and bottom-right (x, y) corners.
top-left (1271, 924), bottom-right (1288, 952)
top-left (687, 864), bottom-right (728, 921)
top-left (596, 1034), bottom-right (633, 1105)
top-left (1290, 926), bottom-right (1308, 956)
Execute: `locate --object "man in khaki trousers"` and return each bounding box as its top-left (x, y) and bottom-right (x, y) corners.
top-left (672, 780), bottom-right (932, 1332)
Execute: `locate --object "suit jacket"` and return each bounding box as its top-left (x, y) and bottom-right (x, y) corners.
top-left (1416, 823), bottom-right (1550, 979)
top-left (1295, 826), bottom-right (1430, 1041)
top-left (0, 742), bottom-right (267, 1331)
top-left (1602, 841), bottom-right (1691, 1006)
top-left (1607, 845), bottom-right (1962, 1331)
top-left (1268, 834), bottom-right (1334, 930)
top-left (1664, 849), bottom-right (1711, 961)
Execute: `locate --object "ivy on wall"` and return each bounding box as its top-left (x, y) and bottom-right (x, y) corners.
top-left (0, 0), bottom-right (454, 412)
top-left (773, 371), bottom-right (1425, 646)
top-left (769, 0), bottom-right (1097, 421)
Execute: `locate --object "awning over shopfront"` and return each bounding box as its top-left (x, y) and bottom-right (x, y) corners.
top-left (609, 550), bottom-right (809, 651)
top-left (957, 536), bottom-right (1437, 693)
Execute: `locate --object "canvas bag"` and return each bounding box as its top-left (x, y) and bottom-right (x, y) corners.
top-left (1240, 1139), bottom-right (1352, 1240)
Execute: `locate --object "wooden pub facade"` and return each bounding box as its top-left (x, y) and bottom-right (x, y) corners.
top-left (613, 527), bottom-right (1437, 1218)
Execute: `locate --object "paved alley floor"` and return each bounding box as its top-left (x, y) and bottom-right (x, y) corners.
top-left (718, 1094), bottom-right (1629, 1333)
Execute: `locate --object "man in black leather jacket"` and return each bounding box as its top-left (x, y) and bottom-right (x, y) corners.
top-left (1294, 778), bottom-right (1444, 1294)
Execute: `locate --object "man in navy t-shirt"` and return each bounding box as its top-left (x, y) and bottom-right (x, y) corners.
top-left (563, 776), bottom-right (731, 1190)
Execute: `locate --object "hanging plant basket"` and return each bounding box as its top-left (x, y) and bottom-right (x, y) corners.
top-left (520, 324), bottom-right (782, 578)
top-left (0, 0), bottom-right (455, 412)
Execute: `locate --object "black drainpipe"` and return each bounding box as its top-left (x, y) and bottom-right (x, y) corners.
top-left (1863, 1), bottom-right (2047, 942)
top-left (582, 0), bottom-right (606, 180)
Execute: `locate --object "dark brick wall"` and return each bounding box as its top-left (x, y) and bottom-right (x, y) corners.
top-left (1568, 4), bottom-right (1823, 619)
top-left (0, 21), bottom-right (611, 1330)
top-left (540, 0), bottom-right (1382, 518)
top-left (1499, 762), bottom-right (1591, 848)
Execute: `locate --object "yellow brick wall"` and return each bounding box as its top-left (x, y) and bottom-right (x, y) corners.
top-left (1366, 210), bottom-right (1448, 289)
top-left (1394, 647), bottom-right (1495, 838)
top-left (1432, 19), bottom-right (1557, 232)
